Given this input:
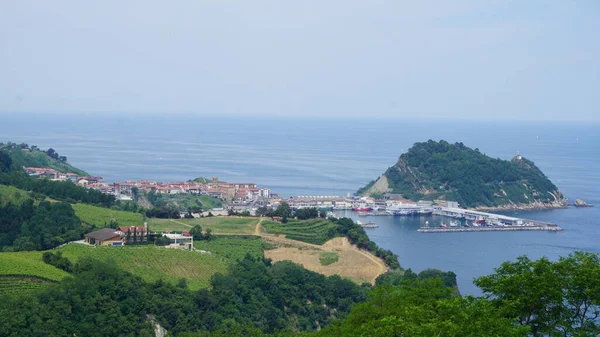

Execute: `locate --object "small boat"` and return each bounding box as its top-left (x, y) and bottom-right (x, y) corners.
top-left (449, 221), bottom-right (459, 228)
top-left (352, 207), bottom-right (372, 212)
top-left (440, 223), bottom-right (448, 228)
top-left (358, 212), bottom-right (368, 217)
top-left (360, 221), bottom-right (378, 228)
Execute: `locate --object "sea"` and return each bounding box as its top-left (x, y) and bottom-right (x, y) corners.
top-left (1, 114), bottom-right (599, 295)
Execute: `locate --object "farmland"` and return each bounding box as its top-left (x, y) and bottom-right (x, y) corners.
top-left (72, 203), bottom-right (145, 228)
top-left (262, 218), bottom-right (340, 245)
top-left (0, 252), bottom-right (69, 297)
top-left (57, 244), bottom-right (227, 290)
top-left (147, 217), bottom-right (258, 234)
top-left (194, 236), bottom-right (268, 262)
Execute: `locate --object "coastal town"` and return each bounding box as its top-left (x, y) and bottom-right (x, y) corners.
top-left (24, 166), bottom-right (563, 232)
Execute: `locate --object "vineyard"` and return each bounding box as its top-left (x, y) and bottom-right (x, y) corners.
top-left (194, 236), bottom-right (268, 262)
top-left (147, 217), bottom-right (258, 234)
top-left (57, 244), bottom-right (227, 290)
top-left (0, 252), bottom-right (69, 297)
top-left (72, 203), bottom-right (145, 228)
top-left (262, 219), bottom-right (340, 245)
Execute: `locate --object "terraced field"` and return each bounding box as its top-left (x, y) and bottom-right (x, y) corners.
top-left (58, 244), bottom-right (227, 290)
top-left (0, 252), bottom-right (69, 297)
top-left (262, 219), bottom-right (340, 245)
top-left (147, 217), bottom-right (258, 234)
top-left (72, 203), bottom-right (145, 228)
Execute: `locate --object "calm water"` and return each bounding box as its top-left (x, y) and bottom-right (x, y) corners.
top-left (1, 114), bottom-right (599, 295)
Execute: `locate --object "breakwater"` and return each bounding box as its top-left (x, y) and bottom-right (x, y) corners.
top-left (418, 225), bottom-right (563, 233)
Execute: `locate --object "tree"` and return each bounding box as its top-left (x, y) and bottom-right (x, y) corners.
top-left (319, 279), bottom-right (528, 337)
top-left (475, 252), bottom-right (600, 337)
top-left (204, 228), bottom-right (213, 241)
top-left (274, 202), bottom-right (291, 218)
top-left (319, 210), bottom-right (327, 218)
top-left (190, 225), bottom-right (203, 240)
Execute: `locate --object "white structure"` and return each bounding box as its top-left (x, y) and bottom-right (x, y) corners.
top-left (163, 233), bottom-right (194, 250)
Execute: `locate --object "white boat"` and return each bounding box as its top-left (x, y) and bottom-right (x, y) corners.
top-left (449, 220), bottom-right (459, 227)
top-left (360, 221), bottom-right (378, 228)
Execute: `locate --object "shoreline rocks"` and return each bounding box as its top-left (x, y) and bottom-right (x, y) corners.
top-left (573, 199), bottom-right (594, 207)
top-left (472, 199), bottom-right (568, 212)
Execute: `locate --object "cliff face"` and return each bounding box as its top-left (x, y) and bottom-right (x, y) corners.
top-left (359, 140), bottom-right (567, 209)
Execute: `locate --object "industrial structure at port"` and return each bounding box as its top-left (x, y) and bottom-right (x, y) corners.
top-left (285, 195), bottom-right (562, 232)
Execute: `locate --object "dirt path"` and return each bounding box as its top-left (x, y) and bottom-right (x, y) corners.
top-left (169, 219), bottom-right (192, 228)
top-left (253, 218), bottom-right (264, 236)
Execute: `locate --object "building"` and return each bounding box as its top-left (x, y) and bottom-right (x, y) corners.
top-left (119, 225), bottom-right (148, 243)
top-left (84, 228), bottom-right (125, 246)
top-left (163, 233), bottom-right (194, 250)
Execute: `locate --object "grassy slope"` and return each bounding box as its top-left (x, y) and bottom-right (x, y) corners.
top-left (151, 193), bottom-right (223, 211)
top-left (262, 219), bottom-right (340, 245)
top-left (0, 252), bottom-right (70, 297)
top-left (4, 147), bottom-right (89, 176)
top-left (0, 251), bottom-right (68, 281)
top-left (72, 203), bottom-right (145, 228)
top-left (147, 217), bottom-right (258, 234)
top-left (0, 184), bottom-right (31, 205)
top-left (58, 244), bottom-right (227, 290)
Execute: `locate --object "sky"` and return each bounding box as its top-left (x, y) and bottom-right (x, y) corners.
top-left (0, 1), bottom-right (598, 121)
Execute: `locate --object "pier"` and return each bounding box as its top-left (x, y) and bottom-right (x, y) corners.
top-left (419, 206), bottom-right (563, 232)
top-left (418, 225), bottom-right (563, 233)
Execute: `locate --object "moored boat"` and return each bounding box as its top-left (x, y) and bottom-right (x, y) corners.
top-left (360, 221), bottom-right (378, 228)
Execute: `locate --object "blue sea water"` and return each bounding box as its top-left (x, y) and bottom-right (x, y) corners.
top-left (1, 114), bottom-right (599, 295)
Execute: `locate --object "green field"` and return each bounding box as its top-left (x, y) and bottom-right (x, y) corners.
top-left (262, 219), bottom-right (340, 245)
top-left (0, 184), bottom-right (32, 205)
top-left (147, 217), bottom-right (258, 234)
top-left (194, 236), bottom-right (267, 262)
top-left (72, 203), bottom-right (145, 228)
top-left (57, 244), bottom-right (227, 290)
top-left (319, 252), bottom-right (339, 266)
top-left (0, 252), bottom-right (69, 297)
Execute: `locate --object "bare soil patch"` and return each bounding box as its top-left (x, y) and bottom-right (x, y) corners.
top-left (264, 236), bottom-right (386, 284)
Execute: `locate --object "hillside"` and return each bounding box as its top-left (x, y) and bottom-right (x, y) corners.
top-left (359, 140), bottom-right (566, 209)
top-left (0, 142), bottom-right (89, 176)
top-left (72, 203), bottom-right (145, 228)
top-left (57, 244), bottom-right (227, 290)
top-left (0, 252), bottom-right (69, 297)
top-left (0, 184), bottom-right (31, 205)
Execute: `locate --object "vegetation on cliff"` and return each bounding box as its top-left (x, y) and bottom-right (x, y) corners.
top-left (0, 142), bottom-right (89, 176)
top-left (361, 140), bottom-right (564, 208)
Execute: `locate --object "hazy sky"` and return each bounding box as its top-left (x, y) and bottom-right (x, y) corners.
top-left (1, 1), bottom-right (598, 120)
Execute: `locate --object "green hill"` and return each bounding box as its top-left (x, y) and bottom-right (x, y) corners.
top-left (0, 143), bottom-right (88, 176)
top-left (72, 203), bottom-right (145, 228)
top-left (359, 140), bottom-right (566, 209)
top-left (0, 252), bottom-right (69, 297)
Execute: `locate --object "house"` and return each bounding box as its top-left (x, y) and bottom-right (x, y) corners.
top-left (119, 225), bottom-right (148, 243)
top-left (84, 228), bottom-right (125, 246)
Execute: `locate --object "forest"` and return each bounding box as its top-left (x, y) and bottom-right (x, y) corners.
top-left (1, 251), bottom-right (599, 336)
top-left (373, 140), bottom-right (563, 208)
